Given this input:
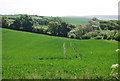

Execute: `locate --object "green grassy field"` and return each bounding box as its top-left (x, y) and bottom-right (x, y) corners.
top-left (0, 15), bottom-right (20, 18)
top-left (2, 28), bottom-right (118, 79)
top-left (61, 17), bottom-right (89, 24)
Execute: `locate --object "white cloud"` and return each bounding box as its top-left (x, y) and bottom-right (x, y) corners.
top-left (0, 0), bottom-right (119, 16)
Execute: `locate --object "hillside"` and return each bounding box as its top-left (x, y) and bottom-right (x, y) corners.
top-left (1, 14), bottom-right (89, 24)
top-left (61, 17), bottom-right (89, 24)
top-left (2, 28), bottom-right (118, 79)
top-left (62, 15), bottom-right (118, 20)
top-left (82, 15), bottom-right (118, 20)
top-left (1, 15), bottom-right (118, 25)
top-left (0, 14), bottom-right (43, 19)
top-left (0, 14), bottom-right (21, 18)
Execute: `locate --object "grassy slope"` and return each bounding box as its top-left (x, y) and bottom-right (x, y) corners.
top-left (0, 15), bottom-right (20, 18)
top-left (2, 28), bottom-right (118, 79)
top-left (61, 17), bottom-right (89, 24)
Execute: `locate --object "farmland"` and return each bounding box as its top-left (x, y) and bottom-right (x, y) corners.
top-left (2, 28), bottom-right (118, 79)
top-left (61, 17), bottom-right (89, 24)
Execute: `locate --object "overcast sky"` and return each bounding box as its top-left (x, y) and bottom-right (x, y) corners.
top-left (0, 0), bottom-right (119, 16)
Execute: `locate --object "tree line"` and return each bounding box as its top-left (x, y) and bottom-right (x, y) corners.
top-left (2, 14), bottom-right (120, 41)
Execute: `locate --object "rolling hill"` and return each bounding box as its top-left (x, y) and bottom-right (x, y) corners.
top-left (62, 15), bottom-right (118, 20)
top-left (1, 14), bottom-right (89, 25)
top-left (1, 14), bottom-right (118, 25)
top-left (61, 17), bottom-right (89, 24)
top-left (2, 28), bottom-right (118, 79)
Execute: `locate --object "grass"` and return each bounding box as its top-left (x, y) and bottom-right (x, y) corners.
top-left (61, 17), bottom-right (89, 24)
top-left (0, 15), bottom-right (20, 18)
top-left (2, 28), bottom-right (118, 79)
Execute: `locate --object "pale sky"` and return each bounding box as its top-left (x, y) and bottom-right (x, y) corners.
top-left (0, 0), bottom-right (119, 16)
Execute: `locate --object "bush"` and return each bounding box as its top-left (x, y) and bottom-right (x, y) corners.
top-left (82, 35), bottom-right (91, 39)
top-left (94, 36), bottom-right (103, 39)
top-left (33, 25), bottom-right (48, 34)
top-left (84, 30), bottom-right (100, 37)
top-left (114, 31), bottom-right (120, 41)
top-left (100, 30), bottom-right (117, 40)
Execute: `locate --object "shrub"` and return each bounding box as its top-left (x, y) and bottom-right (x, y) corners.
top-left (94, 36), bottom-right (103, 39)
top-left (33, 25), bottom-right (48, 34)
top-left (114, 31), bottom-right (120, 41)
top-left (103, 35), bottom-right (107, 39)
top-left (84, 30), bottom-right (100, 37)
top-left (82, 35), bottom-right (91, 39)
top-left (100, 30), bottom-right (117, 40)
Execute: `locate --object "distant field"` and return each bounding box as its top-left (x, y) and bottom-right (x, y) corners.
top-left (1, 15), bottom-right (89, 25)
top-left (0, 15), bottom-right (20, 18)
top-left (2, 28), bottom-right (118, 79)
top-left (61, 17), bottom-right (89, 24)
top-left (0, 15), bottom-right (42, 19)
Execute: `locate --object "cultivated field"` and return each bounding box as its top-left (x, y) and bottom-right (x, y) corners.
top-left (61, 17), bottom-right (89, 24)
top-left (2, 28), bottom-right (118, 79)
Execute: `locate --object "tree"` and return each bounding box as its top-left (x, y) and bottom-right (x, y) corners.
top-left (48, 21), bottom-right (59, 35)
top-left (48, 17), bottom-right (75, 37)
top-left (11, 14), bottom-right (34, 31)
top-left (20, 15), bottom-right (34, 31)
top-left (100, 20), bottom-right (120, 30)
top-left (35, 18), bottom-right (49, 25)
top-left (2, 16), bottom-right (9, 27)
top-left (68, 26), bottom-right (83, 39)
top-left (11, 17), bottom-right (21, 29)
top-left (87, 17), bottom-right (101, 31)
top-left (58, 22), bottom-right (73, 36)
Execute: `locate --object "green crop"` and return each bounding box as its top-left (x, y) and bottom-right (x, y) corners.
top-left (2, 28), bottom-right (118, 79)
